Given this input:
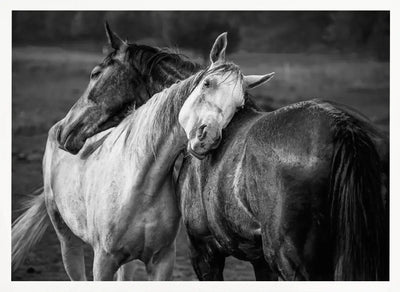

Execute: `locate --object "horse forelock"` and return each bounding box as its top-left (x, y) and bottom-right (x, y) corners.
top-left (99, 49), bottom-right (119, 68)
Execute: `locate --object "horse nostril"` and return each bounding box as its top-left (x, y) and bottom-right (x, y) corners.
top-left (197, 124), bottom-right (207, 141)
top-left (211, 136), bottom-right (222, 149)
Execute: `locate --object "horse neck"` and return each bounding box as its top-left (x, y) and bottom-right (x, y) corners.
top-left (119, 79), bottom-right (194, 193)
top-left (147, 57), bottom-right (201, 96)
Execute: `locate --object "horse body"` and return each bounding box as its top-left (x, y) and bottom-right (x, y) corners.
top-left (45, 120), bottom-right (181, 256)
top-left (179, 99), bottom-right (387, 280)
top-left (13, 31), bottom-right (268, 280)
top-left (42, 91), bottom-right (187, 280)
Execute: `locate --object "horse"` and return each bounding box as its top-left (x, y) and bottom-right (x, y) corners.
top-left (14, 25), bottom-right (389, 280)
top-left (115, 29), bottom-right (389, 281)
top-left (178, 37), bottom-right (388, 281)
top-left (179, 98), bottom-right (389, 281)
top-left (12, 30), bottom-right (273, 280)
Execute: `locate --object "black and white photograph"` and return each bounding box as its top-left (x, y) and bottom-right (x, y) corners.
top-left (4, 3), bottom-right (397, 289)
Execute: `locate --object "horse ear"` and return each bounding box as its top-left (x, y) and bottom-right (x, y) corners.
top-left (210, 32), bottom-right (228, 64)
top-left (244, 72), bottom-right (275, 90)
top-left (104, 21), bottom-right (125, 51)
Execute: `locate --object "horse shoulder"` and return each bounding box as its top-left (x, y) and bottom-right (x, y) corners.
top-left (44, 122), bottom-right (100, 241)
top-left (43, 122), bottom-right (64, 192)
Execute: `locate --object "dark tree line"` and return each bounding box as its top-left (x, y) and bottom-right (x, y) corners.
top-left (13, 11), bottom-right (389, 60)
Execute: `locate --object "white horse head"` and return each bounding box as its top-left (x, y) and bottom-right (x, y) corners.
top-left (179, 32), bottom-right (274, 159)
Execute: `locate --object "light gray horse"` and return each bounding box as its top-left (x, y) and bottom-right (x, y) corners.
top-left (12, 33), bottom-right (273, 280)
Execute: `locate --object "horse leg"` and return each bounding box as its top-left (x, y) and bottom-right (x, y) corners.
top-left (92, 249), bottom-right (120, 281)
top-left (251, 258), bottom-right (278, 281)
top-left (188, 237), bottom-right (225, 281)
top-left (259, 185), bottom-right (329, 280)
top-left (59, 235), bottom-right (87, 281)
top-left (190, 248), bottom-right (225, 280)
top-left (116, 261), bottom-right (139, 281)
top-left (145, 243), bottom-right (176, 280)
top-left (46, 203), bottom-right (87, 281)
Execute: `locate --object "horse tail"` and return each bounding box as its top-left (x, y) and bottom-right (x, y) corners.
top-left (12, 187), bottom-right (50, 271)
top-left (329, 114), bottom-right (388, 280)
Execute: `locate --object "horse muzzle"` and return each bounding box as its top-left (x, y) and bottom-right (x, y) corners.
top-left (187, 124), bottom-right (222, 160)
top-left (56, 122), bottom-right (86, 155)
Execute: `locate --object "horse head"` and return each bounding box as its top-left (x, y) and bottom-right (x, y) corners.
top-left (178, 33), bottom-right (275, 159)
top-left (57, 22), bottom-right (199, 154)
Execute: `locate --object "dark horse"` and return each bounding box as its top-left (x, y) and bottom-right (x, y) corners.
top-left (179, 99), bottom-right (389, 280)
top-left (20, 24), bottom-right (389, 280)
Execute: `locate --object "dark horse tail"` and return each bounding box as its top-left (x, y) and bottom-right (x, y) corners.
top-left (329, 113), bottom-right (388, 280)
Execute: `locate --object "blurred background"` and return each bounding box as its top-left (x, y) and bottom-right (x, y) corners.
top-left (12, 11), bottom-right (389, 280)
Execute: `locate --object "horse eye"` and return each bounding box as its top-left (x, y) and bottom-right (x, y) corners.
top-left (91, 70), bottom-right (101, 79)
top-left (203, 79), bottom-right (211, 88)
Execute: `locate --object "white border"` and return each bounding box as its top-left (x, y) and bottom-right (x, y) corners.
top-left (2, 1), bottom-right (399, 292)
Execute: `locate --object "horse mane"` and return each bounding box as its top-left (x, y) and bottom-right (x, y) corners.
top-left (109, 62), bottom-right (241, 163)
top-left (98, 43), bottom-right (202, 91)
top-left (243, 92), bottom-right (263, 111)
top-left (125, 43), bottom-right (202, 84)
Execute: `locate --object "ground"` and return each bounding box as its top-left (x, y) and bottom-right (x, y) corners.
top-left (11, 45), bottom-right (389, 280)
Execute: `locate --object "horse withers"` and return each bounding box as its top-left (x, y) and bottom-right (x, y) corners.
top-left (12, 31), bottom-right (273, 280)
